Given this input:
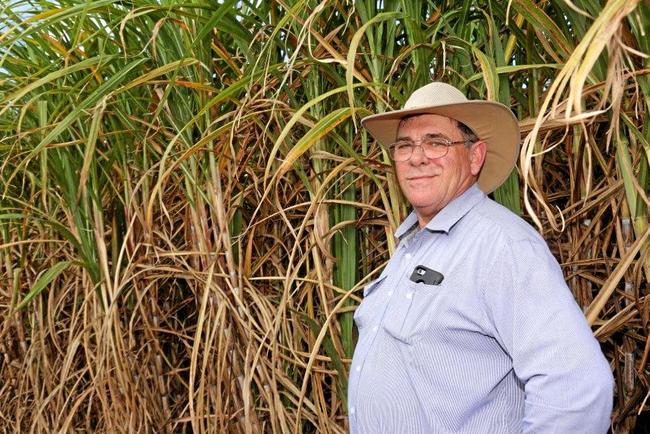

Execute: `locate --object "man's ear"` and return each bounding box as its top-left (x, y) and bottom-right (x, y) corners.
top-left (469, 141), bottom-right (487, 176)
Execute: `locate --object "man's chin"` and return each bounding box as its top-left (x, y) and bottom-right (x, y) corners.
top-left (412, 201), bottom-right (441, 213)
top-left (406, 194), bottom-right (441, 208)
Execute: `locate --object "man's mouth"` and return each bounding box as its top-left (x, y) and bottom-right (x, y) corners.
top-left (407, 175), bottom-right (437, 181)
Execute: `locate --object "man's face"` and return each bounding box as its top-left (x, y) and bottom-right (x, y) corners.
top-left (394, 114), bottom-right (485, 226)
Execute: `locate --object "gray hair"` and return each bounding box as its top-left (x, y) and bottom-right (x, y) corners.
top-left (457, 121), bottom-right (479, 146)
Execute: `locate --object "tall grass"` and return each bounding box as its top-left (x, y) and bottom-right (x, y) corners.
top-left (0, 0), bottom-right (648, 432)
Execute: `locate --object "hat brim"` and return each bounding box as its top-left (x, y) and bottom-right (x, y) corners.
top-left (361, 101), bottom-right (520, 193)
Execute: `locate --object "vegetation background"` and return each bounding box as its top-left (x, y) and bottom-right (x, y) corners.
top-left (1, 0), bottom-right (649, 432)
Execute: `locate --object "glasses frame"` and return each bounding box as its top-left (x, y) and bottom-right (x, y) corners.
top-left (387, 135), bottom-right (474, 162)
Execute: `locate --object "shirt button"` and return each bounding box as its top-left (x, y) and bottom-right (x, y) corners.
top-left (406, 292), bottom-right (413, 299)
top-left (387, 290), bottom-right (393, 296)
top-left (405, 253), bottom-right (412, 260)
top-left (372, 325), bottom-right (378, 332)
top-left (350, 407), bottom-right (356, 415)
top-left (355, 366), bottom-right (361, 372)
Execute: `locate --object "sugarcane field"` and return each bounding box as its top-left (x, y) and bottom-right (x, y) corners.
top-left (1, 0), bottom-right (649, 433)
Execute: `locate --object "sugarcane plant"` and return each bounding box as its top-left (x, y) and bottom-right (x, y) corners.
top-left (0, 0), bottom-right (648, 432)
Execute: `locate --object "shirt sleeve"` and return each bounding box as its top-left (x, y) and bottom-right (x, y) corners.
top-left (482, 238), bottom-right (614, 434)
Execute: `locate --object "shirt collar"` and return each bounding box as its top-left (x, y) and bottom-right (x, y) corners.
top-left (395, 183), bottom-right (486, 239)
top-left (394, 210), bottom-right (419, 239)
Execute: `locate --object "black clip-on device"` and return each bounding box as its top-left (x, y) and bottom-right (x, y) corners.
top-left (409, 265), bottom-right (444, 286)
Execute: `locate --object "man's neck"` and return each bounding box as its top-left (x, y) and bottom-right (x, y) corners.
top-left (414, 181), bottom-right (476, 228)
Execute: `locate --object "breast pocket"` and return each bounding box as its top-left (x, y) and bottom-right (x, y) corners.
top-left (353, 275), bottom-right (388, 330)
top-left (383, 280), bottom-right (445, 344)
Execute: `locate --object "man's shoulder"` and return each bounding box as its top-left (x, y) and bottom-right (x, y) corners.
top-left (466, 196), bottom-right (545, 246)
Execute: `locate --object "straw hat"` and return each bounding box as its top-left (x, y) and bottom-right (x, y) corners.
top-left (361, 82), bottom-right (520, 193)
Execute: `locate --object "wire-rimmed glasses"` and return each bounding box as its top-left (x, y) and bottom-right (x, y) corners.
top-left (387, 134), bottom-right (472, 162)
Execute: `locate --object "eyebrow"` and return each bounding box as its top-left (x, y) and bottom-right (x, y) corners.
top-left (395, 132), bottom-right (451, 141)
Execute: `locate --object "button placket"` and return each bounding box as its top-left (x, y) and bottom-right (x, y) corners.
top-left (350, 241), bottom-right (423, 417)
top-left (383, 238), bottom-right (426, 342)
top-left (350, 272), bottom-right (393, 415)
top-left (383, 283), bottom-right (415, 340)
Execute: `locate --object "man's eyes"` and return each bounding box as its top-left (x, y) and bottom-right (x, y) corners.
top-left (395, 140), bottom-right (446, 148)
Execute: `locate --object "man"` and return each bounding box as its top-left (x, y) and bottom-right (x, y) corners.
top-left (348, 82), bottom-right (613, 433)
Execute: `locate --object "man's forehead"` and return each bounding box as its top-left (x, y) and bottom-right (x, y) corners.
top-left (397, 114), bottom-right (459, 133)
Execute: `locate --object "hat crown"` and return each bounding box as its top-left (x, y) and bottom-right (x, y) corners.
top-left (404, 82), bottom-right (468, 110)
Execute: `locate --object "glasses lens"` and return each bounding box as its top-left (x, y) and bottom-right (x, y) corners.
top-left (391, 142), bottom-right (412, 161)
top-left (421, 138), bottom-right (449, 159)
top-left (389, 138), bottom-right (453, 161)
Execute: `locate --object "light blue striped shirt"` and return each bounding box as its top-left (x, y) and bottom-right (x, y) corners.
top-left (348, 183), bottom-right (613, 433)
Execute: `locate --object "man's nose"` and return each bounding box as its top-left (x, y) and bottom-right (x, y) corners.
top-left (409, 145), bottom-right (429, 165)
